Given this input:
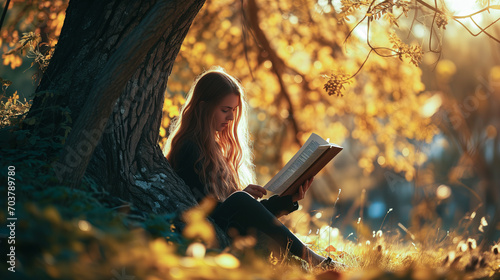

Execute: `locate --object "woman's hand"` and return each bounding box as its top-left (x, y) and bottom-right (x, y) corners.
top-left (292, 177), bottom-right (314, 202)
top-left (243, 184), bottom-right (267, 199)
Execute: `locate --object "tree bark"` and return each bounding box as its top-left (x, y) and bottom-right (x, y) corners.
top-left (86, 0), bottom-right (203, 213)
top-left (54, 0), bottom-right (190, 187)
top-left (26, 0), bottom-right (230, 247)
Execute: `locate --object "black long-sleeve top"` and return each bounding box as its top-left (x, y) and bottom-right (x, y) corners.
top-left (171, 139), bottom-right (298, 218)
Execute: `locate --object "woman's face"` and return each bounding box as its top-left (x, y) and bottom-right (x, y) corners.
top-left (213, 93), bottom-right (239, 132)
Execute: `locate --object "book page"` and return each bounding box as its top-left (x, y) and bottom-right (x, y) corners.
top-left (264, 133), bottom-right (328, 194)
top-left (279, 144), bottom-right (330, 191)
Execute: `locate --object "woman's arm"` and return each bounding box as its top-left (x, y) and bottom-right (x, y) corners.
top-left (260, 195), bottom-right (298, 218)
top-left (243, 178), bottom-right (314, 218)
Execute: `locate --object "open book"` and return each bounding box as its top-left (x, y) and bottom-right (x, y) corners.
top-left (264, 133), bottom-right (343, 196)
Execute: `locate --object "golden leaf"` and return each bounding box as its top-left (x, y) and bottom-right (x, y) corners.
top-left (325, 245), bottom-right (337, 252)
top-left (215, 253), bottom-right (240, 269)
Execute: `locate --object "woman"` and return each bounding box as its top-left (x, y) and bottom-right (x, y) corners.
top-left (164, 67), bottom-right (336, 268)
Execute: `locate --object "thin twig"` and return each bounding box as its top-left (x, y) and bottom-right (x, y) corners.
top-left (0, 0), bottom-right (11, 32)
top-left (453, 16), bottom-right (500, 43)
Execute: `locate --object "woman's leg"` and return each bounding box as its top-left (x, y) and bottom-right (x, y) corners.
top-left (211, 191), bottom-right (325, 265)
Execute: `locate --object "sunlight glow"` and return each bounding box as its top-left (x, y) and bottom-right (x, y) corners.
top-left (331, 227), bottom-right (340, 238)
top-left (215, 253), bottom-right (240, 269)
top-left (412, 23), bottom-right (426, 38)
top-left (186, 242), bottom-right (206, 259)
top-left (353, 22), bottom-right (368, 41)
top-left (444, 0), bottom-right (481, 16)
top-left (467, 238), bottom-right (477, 250)
top-left (436, 184), bottom-right (451, 200)
top-left (421, 94), bottom-right (442, 117)
top-left (78, 220), bottom-right (91, 231)
top-left (377, 156), bottom-right (386, 166)
top-left (331, 0), bottom-right (342, 13)
top-left (481, 217), bottom-right (489, 226)
top-left (486, 125), bottom-right (497, 138)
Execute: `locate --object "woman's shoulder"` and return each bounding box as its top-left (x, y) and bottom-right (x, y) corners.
top-left (175, 136), bottom-right (203, 163)
top-left (170, 136), bottom-right (201, 171)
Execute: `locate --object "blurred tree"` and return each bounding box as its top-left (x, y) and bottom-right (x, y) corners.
top-left (429, 58), bottom-right (500, 246)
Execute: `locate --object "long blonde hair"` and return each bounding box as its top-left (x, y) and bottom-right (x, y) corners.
top-left (164, 67), bottom-right (255, 201)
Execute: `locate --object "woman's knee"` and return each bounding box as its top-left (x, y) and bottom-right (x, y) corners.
top-left (213, 191), bottom-right (256, 222)
top-left (226, 190), bottom-right (254, 202)
top-left (224, 191), bottom-right (263, 209)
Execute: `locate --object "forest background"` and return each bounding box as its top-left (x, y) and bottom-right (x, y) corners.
top-left (0, 0), bottom-right (500, 279)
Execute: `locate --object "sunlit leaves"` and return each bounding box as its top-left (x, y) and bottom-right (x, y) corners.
top-left (159, 94), bottom-right (185, 148)
top-left (1, 0), bottom-right (67, 70)
top-left (2, 31), bottom-right (53, 73)
top-left (182, 197), bottom-right (217, 247)
top-left (0, 89), bottom-right (31, 127)
top-left (388, 33), bottom-right (423, 67)
top-left (366, 0), bottom-right (411, 22)
top-left (367, 0), bottom-right (396, 21)
top-left (323, 72), bottom-right (353, 97)
top-left (18, 31), bottom-right (41, 49)
top-left (436, 12), bottom-right (449, 30)
top-left (340, 0), bottom-right (370, 22)
top-left (2, 52), bottom-right (23, 68)
top-left (383, 12), bottom-right (399, 27)
top-left (0, 77), bottom-right (12, 89)
top-left (436, 60), bottom-right (457, 82)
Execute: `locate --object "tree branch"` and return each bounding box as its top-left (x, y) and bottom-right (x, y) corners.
top-left (454, 16), bottom-right (500, 43)
top-left (246, 0), bottom-right (303, 146)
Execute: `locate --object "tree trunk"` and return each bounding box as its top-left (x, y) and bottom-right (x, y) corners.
top-left (26, 0), bottom-right (229, 247)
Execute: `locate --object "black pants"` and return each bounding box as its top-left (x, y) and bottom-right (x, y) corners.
top-left (210, 191), bottom-right (307, 259)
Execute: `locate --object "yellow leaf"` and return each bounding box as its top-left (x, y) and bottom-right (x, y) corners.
top-left (215, 253), bottom-right (240, 269)
top-left (325, 245), bottom-right (337, 252)
top-left (43, 206), bottom-right (61, 225)
top-left (268, 251), bottom-right (278, 265)
top-left (182, 198), bottom-right (217, 246)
